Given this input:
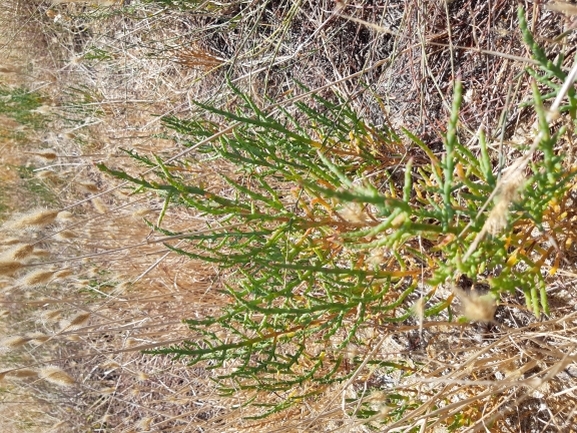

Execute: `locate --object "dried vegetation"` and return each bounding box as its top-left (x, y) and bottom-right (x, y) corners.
top-left (1, 0), bottom-right (577, 432)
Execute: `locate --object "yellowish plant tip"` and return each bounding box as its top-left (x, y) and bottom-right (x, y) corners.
top-left (39, 366), bottom-right (75, 387)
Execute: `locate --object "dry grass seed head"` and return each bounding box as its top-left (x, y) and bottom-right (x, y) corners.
top-left (33, 150), bottom-right (57, 160)
top-left (367, 248), bottom-right (386, 266)
top-left (137, 417), bottom-right (153, 431)
top-left (125, 337), bottom-right (139, 348)
top-left (50, 421), bottom-right (68, 430)
top-left (132, 208), bottom-right (152, 218)
top-left (60, 311), bottom-right (91, 330)
top-left (137, 371), bottom-right (150, 381)
top-left (68, 311), bottom-right (91, 327)
top-left (35, 169), bottom-right (59, 180)
top-left (99, 386), bottom-right (116, 395)
top-left (20, 269), bottom-right (55, 286)
top-left (91, 197), bottom-right (108, 214)
top-left (26, 331), bottom-right (50, 345)
top-left (10, 209), bottom-right (60, 228)
top-left (3, 243), bottom-right (35, 260)
top-left (0, 238), bottom-right (21, 246)
top-left (0, 260), bottom-right (23, 276)
top-left (31, 249), bottom-right (50, 258)
top-left (453, 286), bottom-right (497, 322)
top-left (78, 181), bottom-right (98, 192)
top-left (498, 170), bottom-right (525, 203)
top-left (8, 368), bottom-right (38, 379)
top-left (56, 211), bottom-right (74, 221)
top-left (339, 203), bottom-right (371, 224)
top-left (412, 297), bottom-right (425, 332)
top-left (55, 230), bottom-right (77, 240)
top-left (484, 172), bottom-right (526, 236)
top-left (39, 309), bottom-right (63, 323)
top-left (31, 105), bottom-right (52, 115)
top-left (39, 366), bottom-right (75, 386)
top-left (54, 268), bottom-right (73, 278)
top-left (99, 415), bottom-right (112, 424)
top-left (0, 335), bottom-right (30, 351)
top-left (100, 360), bottom-right (121, 369)
top-left (113, 281), bottom-right (131, 295)
top-left (485, 199), bottom-right (511, 236)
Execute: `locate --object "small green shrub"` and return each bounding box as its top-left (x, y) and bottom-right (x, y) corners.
top-left (0, 85), bottom-right (48, 130)
top-left (98, 5), bottom-right (577, 425)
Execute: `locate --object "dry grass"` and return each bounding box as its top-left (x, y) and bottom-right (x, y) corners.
top-left (1, 0), bottom-right (577, 432)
